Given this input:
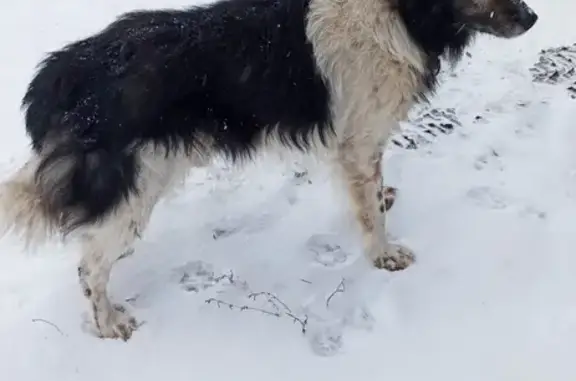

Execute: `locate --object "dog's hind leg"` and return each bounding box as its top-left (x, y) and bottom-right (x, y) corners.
top-left (335, 136), bottom-right (415, 271)
top-left (77, 192), bottom-right (157, 341)
top-left (76, 145), bottom-right (194, 340)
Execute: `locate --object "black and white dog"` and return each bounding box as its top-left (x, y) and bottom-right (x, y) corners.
top-left (1, 0), bottom-right (537, 340)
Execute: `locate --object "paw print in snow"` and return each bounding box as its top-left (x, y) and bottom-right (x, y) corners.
top-left (172, 261), bottom-right (226, 292)
top-left (465, 186), bottom-right (509, 210)
top-left (306, 234), bottom-right (351, 268)
top-left (308, 324), bottom-right (344, 357)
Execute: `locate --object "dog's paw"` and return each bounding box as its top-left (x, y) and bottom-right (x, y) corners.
top-left (381, 186), bottom-right (397, 211)
top-left (371, 243), bottom-right (415, 271)
top-left (94, 304), bottom-right (139, 341)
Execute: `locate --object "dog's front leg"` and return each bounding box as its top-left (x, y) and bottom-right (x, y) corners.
top-left (336, 137), bottom-right (415, 271)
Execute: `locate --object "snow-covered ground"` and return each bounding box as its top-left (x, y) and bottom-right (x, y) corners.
top-left (1, 0), bottom-right (576, 380)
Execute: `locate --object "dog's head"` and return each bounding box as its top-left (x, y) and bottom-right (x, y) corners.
top-left (395, 0), bottom-right (538, 60)
top-left (455, 0), bottom-right (538, 38)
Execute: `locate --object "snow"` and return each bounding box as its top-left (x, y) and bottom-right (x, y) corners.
top-left (1, 0), bottom-right (576, 380)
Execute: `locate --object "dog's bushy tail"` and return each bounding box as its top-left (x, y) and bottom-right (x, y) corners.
top-left (0, 157), bottom-right (58, 249)
top-left (0, 142), bottom-right (138, 250)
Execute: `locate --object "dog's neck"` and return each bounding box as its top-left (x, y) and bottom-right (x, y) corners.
top-left (395, 0), bottom-right (473, 60)
top-left (393, 0), bottom-right (474, 92)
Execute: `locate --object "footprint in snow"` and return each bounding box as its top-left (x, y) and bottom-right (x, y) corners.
top-left (529, 43), bottom-right (576, 99)
top-left (392, 107), bottom-right (463, 150)
top-left (210, 212), bottom-right (277, 240)
top-left (172, 260), bottom-right (230, 293)
top-left (466, 187), bottom-right (547, 219)
top-left (210, 170), bottom-right (312, 240)
top-left (306, 234), bottom-right (354, 268)
top-left (465, 186), bottom-right (510, 210)
top-left (308, 323), bottom-right (344, 357)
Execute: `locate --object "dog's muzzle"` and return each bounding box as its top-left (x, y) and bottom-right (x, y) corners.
top-left (514, 1), bottom-right (538, 32)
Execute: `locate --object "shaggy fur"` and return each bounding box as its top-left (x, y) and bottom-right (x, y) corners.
top-left (2, 0), bottom-right (537, 340)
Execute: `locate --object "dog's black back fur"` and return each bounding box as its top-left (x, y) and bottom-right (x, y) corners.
top-left (21, 0), bottom-right (473, 230)
top-left (25, 0), bottom-right (332, 155)
top-left (22, 0), bottom-right (332, 228)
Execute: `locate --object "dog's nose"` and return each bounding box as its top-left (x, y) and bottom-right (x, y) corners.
top-left (518, 8), bottom-right (538, 30)
top-left (515, 2), bottom-right (538, 31)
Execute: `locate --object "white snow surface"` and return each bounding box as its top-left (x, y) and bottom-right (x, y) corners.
top-left (1, 0), bottom-right (576, 380)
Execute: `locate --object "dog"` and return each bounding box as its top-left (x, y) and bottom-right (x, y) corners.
top-left (1, 0), bottom-right (537, 341)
